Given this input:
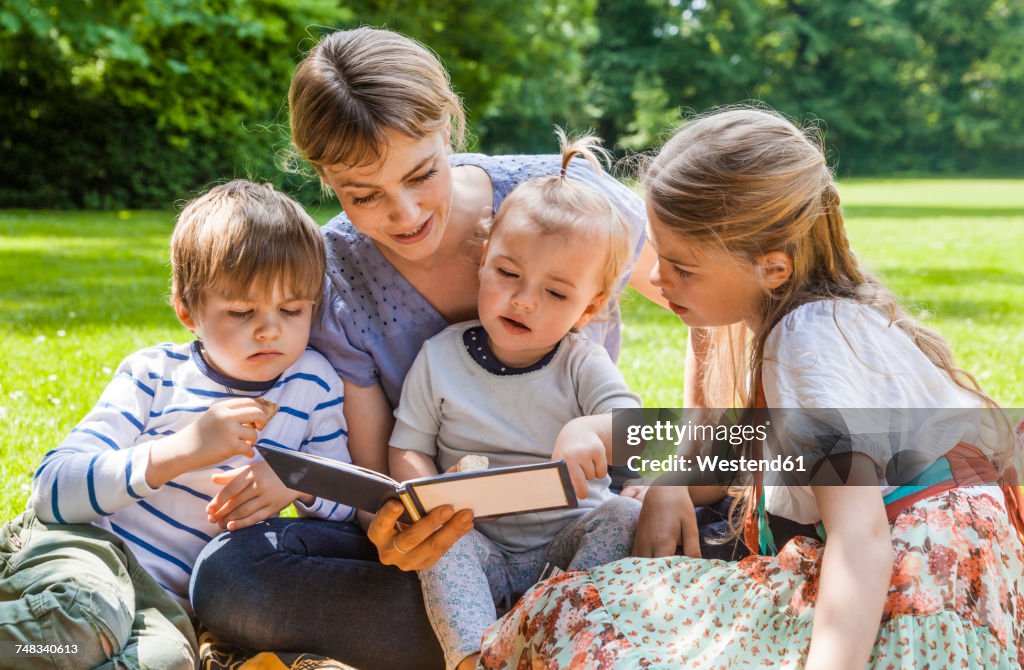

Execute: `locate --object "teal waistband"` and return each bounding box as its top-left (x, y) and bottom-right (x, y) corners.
top-left (883, 457), bottom-right (954, 506)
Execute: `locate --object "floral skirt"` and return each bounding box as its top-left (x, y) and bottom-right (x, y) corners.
top-left (479, 488), bottom-right (1024, 669)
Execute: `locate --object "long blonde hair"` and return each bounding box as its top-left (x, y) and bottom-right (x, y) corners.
top-left (643, 107), bottom-right (1007, 536)
top-left (643, 107), bottom-right (996, 411)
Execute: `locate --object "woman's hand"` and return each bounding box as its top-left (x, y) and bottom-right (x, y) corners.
top-left (206, 460), bottom-right (300, 531)
top-left (367, 499), bottom-right (474, 571)
top-left (632, 485), bottom-right (702, 558)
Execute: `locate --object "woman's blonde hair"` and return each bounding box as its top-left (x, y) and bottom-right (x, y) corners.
top-left (172, 180), bottom-right (325, 315)
top-left (288, 27), bottom-right (466, 174)
top-left (486, 129), bottom-right (634, 309)
top-left (643, 107), bottom-right (1007, 539)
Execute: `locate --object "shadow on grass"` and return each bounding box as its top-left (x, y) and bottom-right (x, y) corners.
top-left (844, 204), bottom-right (1024, 219)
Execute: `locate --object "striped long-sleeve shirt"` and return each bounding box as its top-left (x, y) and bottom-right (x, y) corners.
top-left (30, 341), bottom-right (353, 611)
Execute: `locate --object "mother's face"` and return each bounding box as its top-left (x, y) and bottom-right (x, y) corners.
top-left (320, 129), bottom-right (454, 265)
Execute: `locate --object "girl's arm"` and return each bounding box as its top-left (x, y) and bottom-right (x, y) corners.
top-left (389, 447), bottom-right (440, 482)
top-left (352, 376), bottom-right (473, 570)
top-left (805, 453), bottom-right (893, 670)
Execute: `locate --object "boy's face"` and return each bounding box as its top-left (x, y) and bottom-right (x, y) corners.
top-left (176, 282), bottom-right (314, 383)
top-left (477, 213), bottom-right (606, 368)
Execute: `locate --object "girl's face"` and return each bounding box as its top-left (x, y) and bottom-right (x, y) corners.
top-left (478, 213), bottom-right (607, 368)
top-left (321, 129), bottom-right (454, 265)
top-left (646, 204), bottom-right (768, 330)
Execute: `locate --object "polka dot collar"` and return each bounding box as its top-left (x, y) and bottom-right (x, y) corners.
top-left (462, 325), bottom-right (559, 375)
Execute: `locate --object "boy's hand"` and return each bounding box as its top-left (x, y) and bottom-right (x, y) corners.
top-left (552, 420), bottom-right (609, 500)
top-left (146, 397), bottom-right (267, 488)
top-left (206, 461), bottom-right (299, 530)
top-left (188, 397), bottom-right (268, 462)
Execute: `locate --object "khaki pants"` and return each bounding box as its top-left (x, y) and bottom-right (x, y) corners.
top-left (0, 512), bottom-right (197, 669)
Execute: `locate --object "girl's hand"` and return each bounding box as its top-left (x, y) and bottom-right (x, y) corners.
top-left (632, 485), bottom-right (701, 558)
top-left (367, 499), bottom-right (474, 572)
top-left (206, 461), bottom-right (298, 531)
top-left (552, 418), bottom-right (609, 500)
top-left (619, 482), bottom-right (649, 502)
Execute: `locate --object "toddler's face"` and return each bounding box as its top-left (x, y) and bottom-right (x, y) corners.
top-left (645, 204), bottom-right (766, 330)
top-left (478, 214), bottom-right (606, 368)
top-left (179, 282), bottom-right (314, 382)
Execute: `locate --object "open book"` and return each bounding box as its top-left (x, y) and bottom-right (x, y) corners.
top-left (257, 444), bottom-right (578, 522)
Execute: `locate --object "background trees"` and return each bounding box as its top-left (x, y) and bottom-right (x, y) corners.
top-left (3, 0), bottom-right (1023, 208)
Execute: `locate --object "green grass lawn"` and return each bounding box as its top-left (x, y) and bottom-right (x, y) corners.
top-left (2, 179), bottom-right (1022, 520)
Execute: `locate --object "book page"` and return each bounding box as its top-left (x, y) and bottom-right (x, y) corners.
top-left (409, 465), bottom-right (573, 518)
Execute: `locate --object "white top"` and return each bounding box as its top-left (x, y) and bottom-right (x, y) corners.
top-left (761, 300), bottom-right (996, 524)
top-left (391, 321), bottom-right (642, 552)
top-left (30, 343), bottom-right (353, 612)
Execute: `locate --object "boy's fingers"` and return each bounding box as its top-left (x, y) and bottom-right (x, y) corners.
top-left (220, 496), bottom-right (269, 524)
top-left (208, 467), bottom-right (250, 510)
top-left (225, 507), bottom-right (275, 532)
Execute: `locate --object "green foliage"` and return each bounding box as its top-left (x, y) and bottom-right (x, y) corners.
top-left (4, 0), bottom-right (1024, 208)
top-left (325, 0), bottom-right (600, 153)
top-left (587, 0), bottom-right (1024, 174)
top-left (0, 0), bottom-right (345, 208)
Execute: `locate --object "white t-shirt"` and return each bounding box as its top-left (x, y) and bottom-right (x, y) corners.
top-left (761, 300), bottom-right (998, 524)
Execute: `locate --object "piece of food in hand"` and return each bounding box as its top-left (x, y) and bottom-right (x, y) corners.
top-left (243, 397), bottom-right (279, 429)
top-left (456, 454), bottom-right (489, 472)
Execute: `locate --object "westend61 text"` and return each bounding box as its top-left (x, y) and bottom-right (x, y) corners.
top-left (626, 454), bottom-right (806, 474)
top-left (624, 420), bottom-right (769, 447)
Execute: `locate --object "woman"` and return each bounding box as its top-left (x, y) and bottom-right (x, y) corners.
top-left (189, 27), bottom-right (666, 670)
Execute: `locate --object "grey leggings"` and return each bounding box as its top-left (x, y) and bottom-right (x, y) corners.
top-left (418, 496), bottom-right (641, 669)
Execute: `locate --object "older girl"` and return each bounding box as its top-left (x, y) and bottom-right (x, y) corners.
top-left (479, 107), bottom-right (1024, 669)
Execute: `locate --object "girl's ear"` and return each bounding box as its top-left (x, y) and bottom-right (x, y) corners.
top-left (478, 239), bottom-right (489, 270)
top-left (173, 293), bottom-right (198, 332)
top-left (755, 251), bottom-right (793, 290)
top-left (574, 293), bottom-right (608, 330)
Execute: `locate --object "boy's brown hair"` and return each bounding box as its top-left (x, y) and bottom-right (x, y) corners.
top-left (171, 180), bottom-right (325, 314)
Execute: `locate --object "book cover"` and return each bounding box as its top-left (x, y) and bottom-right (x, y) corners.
top-left (256, 444), bottom-right (578, 522)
